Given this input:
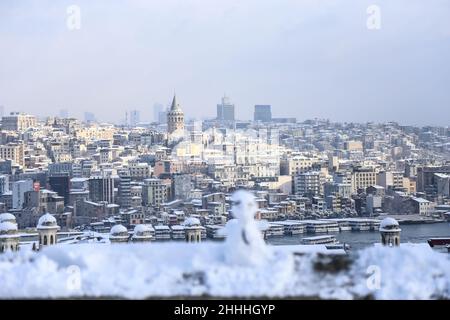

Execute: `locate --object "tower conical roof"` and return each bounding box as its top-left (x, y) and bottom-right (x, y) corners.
top-left (170, 94), bottom-right (181, 111)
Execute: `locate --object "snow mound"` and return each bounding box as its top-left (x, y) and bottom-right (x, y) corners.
top-left (0, 221), bottom-right (18, 233)
top-left (0, 213), bottom-right (16, 223)
top-left (0, 243), bottom-right (448, 299)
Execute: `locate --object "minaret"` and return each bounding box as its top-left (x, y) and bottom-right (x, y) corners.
top-left (167, 94), bottom-right (184, 134)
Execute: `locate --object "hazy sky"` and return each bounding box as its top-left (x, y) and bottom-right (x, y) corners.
top-left (1, 0), bottom-right (449, 125)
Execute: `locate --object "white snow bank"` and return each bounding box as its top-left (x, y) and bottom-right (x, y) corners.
top-left (0, 243), bottom-right (448, 299)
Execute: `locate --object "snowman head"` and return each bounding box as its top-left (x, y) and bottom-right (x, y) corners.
top-left (231, 190), bottom-right (257, 224)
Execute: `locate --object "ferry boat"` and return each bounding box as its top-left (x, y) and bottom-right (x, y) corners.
top-left (320, 219), bottom-right (351, 231)
top-left (265, 223), bottom-right (285, 237)
top-left (427, 237), bottom-right (450, 247)
top-left (275, 220), bottom-right (306, 235)
top-left (170, 225), bottom-right (185, 240)
top-left (347, 218), bottom-right (374, 231)
top-left (205, 225), bottom-right (226, 240)
top-left (154, 225), bottom-right (171, 240)
top-left (370, 220), bottom-right (381, 231)
top-left (302, 235), bottom-right (338, 245)
top-left (304, 220), bottom-right (340, 234)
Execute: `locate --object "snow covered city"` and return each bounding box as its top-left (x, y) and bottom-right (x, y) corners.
top-left (0, 0), bottom-right (449, 314)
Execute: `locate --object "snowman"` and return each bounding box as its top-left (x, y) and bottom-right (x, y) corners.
top-left (223, 190), bottom-right (271, 266)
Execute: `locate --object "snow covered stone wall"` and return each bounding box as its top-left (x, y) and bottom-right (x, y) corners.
top-left (0, 242), bottom-right (449, 299)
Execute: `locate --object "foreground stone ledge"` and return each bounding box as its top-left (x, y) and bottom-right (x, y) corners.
top-left (0, 242), bottom-right (448, 300)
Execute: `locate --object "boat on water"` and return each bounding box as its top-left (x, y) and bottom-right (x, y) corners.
top-left (265, 223), bottom-right (285, 237)
top-left (347, 218), bottom-right (378, 231)
top-left (170, 225), bottom-right (185, 240)
top-left (303, 220), bottom-right (340, 234)
top-left (154, 225), bottom-right (171, 240)
top-left (274, 220), bottom-right (306, 235)
top-left (205, 225), bottom-right (226, 240)
top-left (330, 219), bottom-right (352, 231)
top-left (301, 235), bottom-right (338, 245)
top-left (427, 237), bottom-right (450, 247)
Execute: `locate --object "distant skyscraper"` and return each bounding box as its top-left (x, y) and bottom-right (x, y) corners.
top-left (158, 110), bottom-right (167, 124)
top-left (84, 112), bottom-right (96, 123)
top-left (59, 109), bottom-right (69, 118)
top-left (216, 95), bottom-right (235, 121)
top-left (129, 109), bottom-right (140, 126)
top-left (153, 103), bottom-right (164, 122)
top-left (0, 105), bottom-right (4, 118)
top-left (254, 105), bottom-right (272, 122)
top-left (48, 175), bottom-right (70, 205)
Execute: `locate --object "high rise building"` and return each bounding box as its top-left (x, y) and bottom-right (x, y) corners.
top-left (59, 109), bottom-right (69, 118)
top-left (48, 175), bottom-right (71, 205)
top-left (84, 112), bottom-right (96, 123)
top-left (129, 110), bottom-right (140, 126)
top-left (118, 170), bottom-right (131, 208)
top-left (153, 103), bottom-right (164, 123)
top-left (0, 175), bottom-right (9, 194)
top-left (167, 94), bottom-right (184, 134)
top-left (254, 105), bottom-right (272, 122)
top-left (12, 179), bottom-right (34, 209)
top-left (216, 95), bottom-right (235, 121)
top-left (88, 171), bottom-right (117, 204)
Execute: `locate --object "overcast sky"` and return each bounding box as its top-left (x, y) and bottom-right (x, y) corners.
top-left (1, 0), bottom-right (449, 125)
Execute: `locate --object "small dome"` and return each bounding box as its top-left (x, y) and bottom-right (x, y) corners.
top-left (0, 213), bottom-right (17, 224)
top-left (110, 224), bottom-right (128, 235)
top-left (183, 217), bottom-right (200, 227)
top-left (133, 224), bottom-right (150, 234)
top-left (379, 217), bottom-right (401, 232)
top-left (37, 213), bottom-right (59, 229)
top-left (132, 224), bottom-right (152, 240)
top-left (0, 221), bottom-right (18, 235)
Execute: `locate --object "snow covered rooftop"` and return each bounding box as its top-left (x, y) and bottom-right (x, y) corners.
top-left (183, 217), bottom-right (201, 227)
top-left (0, 213), bottom-right (16, 223)
top-left (379, 217), bottom-right (401, 232)
top-left (110, 224), bottom-right (127, 235)
top-left (37, 213), bottom-right (59, 230)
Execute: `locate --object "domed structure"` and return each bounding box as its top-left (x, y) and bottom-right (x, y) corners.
top-left (0, 221), bottom-right (20, 253)
top-left (109, 224), bottom-right (129, 243)
top-left (167, 94), bottom-right (185, 135)
top-left (379, 217), bottom-right (401, 246)
top-left (37, 213), bottom-right (60, 249)
top-left (0, 213), bottom-right (17, 224)
top-left (183, 217), bottom-right (200, 227)
top-left (131, 224), bottom-right (153, 242)
top-left (183, 217), bottom-right (202, 243)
